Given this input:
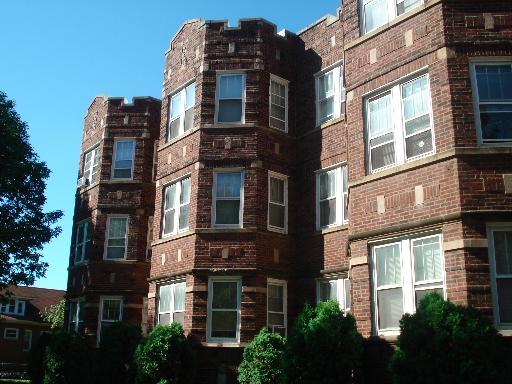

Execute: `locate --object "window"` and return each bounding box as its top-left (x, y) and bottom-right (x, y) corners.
top-left (470, 62), bottom-right (512, 144)
top-left (168, 82), bottom-right (196, 141)
top-left (3, 328), bottom-right (19, 340)
top-left (158, 282), bottom-right (186, 326)
top-left (268, 173), bottom-right (288, 233)
top-left (162, 177), bottom-right (191, 237)
top-left (98, 297), bottom-right (122, 341)
top-left (315, 64), bottom-right (344, 126)
top-left (146, 216), bottom-right (153, 260)
top-left (23, 330), bottom-right (32, 352)
top-left (112, 140), bottom-right (135, 180)
top-left (366, 74), bottom-right (434, 173)
top-left (207, 278), bottom-right (241, 342)
top-left (215, 73), bottom-right (246, 123)
top-left (74, 220), bottom-right (91, 264)
top-left (0, 299), bottom-right (25, 316)
top-left (316, 166), bottom-right (348, 230)
top-left (68, 299), bottom-right (84, 333)
top-left (82, 146), bottom-right (99, 185)
top-left (317, 277), bottom-right (351, 312)
top-left (371, 234), bottom-right (444, 335)
top-left (267, 279), bottom-right (287, 336)
top-left (269, 75), bottom-right (289, 131)
top-left (105, 216), bottom-right (128, 260)
top-left (488, 225), bottom-right (512, 329)
top-left (213, 171), bottom-right (244, 227)
top-left (362, 0), bottom-right (423, 34)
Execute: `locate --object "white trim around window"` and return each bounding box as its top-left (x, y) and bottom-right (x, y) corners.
top-left (487, 223), bottom-right (512, 330)
top-left (157, 281), bottom-right (186, 326)
top-left (371, 233), bottom-right (445, 336)
top-left (316, 165), bottom-right (348, 230)
top-left (215, 72), bottom-right (246, 124)
top-left (316, 277), bottom-right (351, 312)
top-left (361, 0), bottom-right (424, 35)
top-left (212, 169), bottom-right (244, 228)
top-left (269, 74), bottom-right (289, 132)
top-left (268, 171), bottom-right (288, 234)
top-left (97, 296), bottom-right (123, 344)
top-left (315, 63), bottom-right (344, 126)
top-left (365, 73), bottom-right (435, 174)
top-left (162, 176), bottom-right (191, 237)
top-left (104, 215), bottom-right (129, 260)
top-left (3, 328), bottom-right (19, 341)
top-left (82, 145), bottom-right (99, 186)
top-left (74, 219), bottom-right (91, 264)
top-left (23, 329), bottom-right (32, 352)
top-left (112, 139), bottom-right (135, 180)
top-left (0, 299), bottom-right (26, 316)
top-left (207, 276), bottom-right (242, 343)
top-left (68, 298), bottom-right (84, 333)
top-left (168, 81), bottom-right (196, 141)
top-left (267, 278), bottom-right (287, 337)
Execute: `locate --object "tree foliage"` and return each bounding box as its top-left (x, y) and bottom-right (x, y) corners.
top-left (0, 91), bottom-right (62, 293)
top-left (40, 299), bottom-right (65, 329)
top-left (390, 293), bottom-right (512, 384)
top-left (283, 301), bottom-right (363, 384)
top-left (238, 328), bottom-right (286, 384)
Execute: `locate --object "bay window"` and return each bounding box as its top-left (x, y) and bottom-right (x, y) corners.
top-left (216, 73), bottom-right (245, 123)
top-left (268, 172), bottom-right (288, 233)
top-left (316, 165), bottom-right (348, 230)
top-left (158, 282), bottom-right (186, 326)
top-left (212, 171), bottom-right (243, 227)
top-left (162, 177), bottom-right (191, 237)
top-left (168, 82), bottom-right (196, 141)
top-left (208, 278), bottom-right (241, 342)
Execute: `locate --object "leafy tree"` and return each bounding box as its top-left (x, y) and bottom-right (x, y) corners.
top-left (238, 328), bottom-right (286, 384)
top-left (390, 293), bottom-right (512, 384)
top-left (40, 299), bottom-right (65, 329)
top-left (0, 91), bottom-right (63, 293)
top-left (283, 301), bottom-right (363, 384)
top-left (135, 323), bottom-right (196, 384)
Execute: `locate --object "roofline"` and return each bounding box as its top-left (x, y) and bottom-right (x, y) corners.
top-left (297, 7), bottom-right (342, 36)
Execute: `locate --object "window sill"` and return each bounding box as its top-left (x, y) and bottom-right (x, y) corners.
top-left (202, 342), bottom-right (247, 348)
top-left (300, 116), bottom-right (345, 138)
top-left (267, 226), bottom-right (288, 235)
top-left (77, 182), bottom-right (99, 194)
top-left (201, 123), bottom-right (257, 129)
top-left (152, 230), bottom-right (195, 246)
top-left (158, 127), bottom-right (199, 152)
top-left (498, 329), bottom-right (512, 337)
top-left (316, 224), bottom-right (348, 235)
top-left (196, 228), bottom-right (256, 234)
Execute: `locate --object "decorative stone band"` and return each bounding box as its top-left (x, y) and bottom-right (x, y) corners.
top-left (443, 239), bottom-right (488, 252)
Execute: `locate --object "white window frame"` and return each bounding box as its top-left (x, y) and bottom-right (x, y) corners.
top-left (161, 176), bottom-right (191, 237)
top-left (82, 145), bottom-right (99, 185)
top-left (97, 296), bottom-right (123, 344)
top-left (315, 63), bottom-right (344, 126)
top-left (104, 215), bottom-right (129, 260)
top-left (3, 328), bottom-right (19, 340)
top-left (112, 139), bottom-right (135, 180)
top-left (269, 74), bottom-right (289, 132)
top-left (215, 72), bottom-right (246, 124)
top-left (157, 281), bottom-right (186, 326)
top-left (366, 73), bottom-right (435, 174)
top-left (487, 223), bottom-right (512, 330)
top-left (371, 233), bottom-right (445, 336)
top-left (316, 165), bottom-right (349, 230)
top-left (361, 0), bottom-right (424, 35)
top-left (146, 216), bottom-right (154, 260)
top-left (0, 298), bottom-right (26, 316)
top-left (23, 329), bottom-right (32, 352)
top-left (167, 81), bottom-right (196, 141)
top-left (68, 298), bottom-right (84, 332)
top-left (469, 58), bottom-right (512, 145)
top-left (207, 276), bottom-right (241, 343)
top-left (212, 169), bottom-right (244, 228)
top-left (267, 172), bottom-right (288, 234)
top-left (267, 279), bottom-right (288, 336)
top-left (74, 220), bottom-right (91, 264)
top-left (316, 277), bottom-right (351, 312)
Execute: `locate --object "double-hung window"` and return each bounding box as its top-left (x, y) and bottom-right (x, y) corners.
top-left (216, 73), bottom-right (246, 123)
top-left (269, 75), bottom-right (289, 131)
top-left (316, 166), bottom-right (348, 230)
top-left (208, 277), bottom-right (241, 342)
top-left (213, 171), bottom-right (244, 227)
top-left (488, 225), bottom-right (512, 329)
top-left (3, 328), bottom-right (19, 340)
top-left (315, 64), bottom-right (344, 126)
top-left (105, 216), bottom-right (128, 260)
top-left (268, 172), bottom-right (288, 233)
top-left (162, 177), bottom-right (191, 237)
top-left (367, 74), bottom-right (434, 173)
top-left (267, 279), bottom-right (287, 336)
top-left (98, 297), bottom-right (122, 341)
top-left (82, 146), bottom-right (99, 185)
top-left (317, 278), bottom-right (351, 312)
top-left (112, 140), bottom-right (135, 180)
top-left (69, 299), bottom-right (84, 333)
top-left (0, 299), bottom-right (25, 315)
top-left (168, 82), bottom-right (196, 141)
top-left (23, 330), bottom-right (32, 352)
top-left (158, 282), bottom-right (186, 326)
top-left (372, 233), bottom-right (444, 335)
top-left (470, 62), bottom-right (512, 144)
top-left (74, 220), bottom-right (91, 264)
top-left (361, 0), bottom-right (423, 34)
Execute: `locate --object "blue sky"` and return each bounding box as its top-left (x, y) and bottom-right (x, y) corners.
top-left (0, 0), bottom-right (340, 290)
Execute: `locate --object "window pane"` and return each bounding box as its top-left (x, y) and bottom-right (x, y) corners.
top-left (405, 114), bottom-right (431, 136)
top-left (270, 116), bottom-right (286, 131)
top-left (169, 118), bottom-right (181, 140)
top-left (319, 171), bottom-right (336, 200)
top-left (406, 130), bottom-right (433, 158)
top-left (159, 285), bottom-right (171, 313)
top-left (269, 204), bottom-right (285, 228)
top-left (268, 284), bottom-right (284, 312)
top-left (365, 0), bottom-right (389, 32)
top-left (216, 173), bottom-right (242, 198)
top-left (170, 93), bottom-right (182, 119)
top-left (219, 75), bottom-right (244, 99)
top-left (269, 178), bottom-right (284, 204)
top-left (480, 106), bottom-right (512, 141)
top-left (174, 283), bottom-right (185, 312)
top-left (402, 77), bottom-right (430, 128)
top-left (115, 141), bottom-right (134, 162)
top-left (371, 142), bottom-right (395, 170)
top-left (184, 108), bottom-right (194, 132)
top-left (319, 72), bottom-right (334, 99)
top-left (163, 209), bottom-right (175, 235)
top-left (397, 0), bottom-right (422, 15)
top-left (178, 205), bottom-right (189, 230)
top-left (211, 311), bottom-right (237, 338)
top-left (344, 279), bottom-right (351, 309)
top-left (180, 178), bottom-right (191, 204)
top-left (270, 103), bottom-right (286, 121)
top-left (320, 199), bottom-right (337, 227)
top-left (159, 313), bottom-right (171, 325)
top-left (185, 83), bottom-right (195, 108)
top-left (476, 65), bottom-right (512, 101)
top-left (212, 282), bottom-right (238, 309)
top-left (377, 288), bottom-right (403, 330)
top-left (109, 218), bottom-right (127, 238)
top-left (318, 281), bottom-right (331, 302)
top-left (268, 312), bottom-right (285, 326)
top-left (376, 244), bottom-right (402, 287)
top-left (216, 201), bottom-right (240, 225)
top-left (113, 168), bottom-right (132, 179)
top-left (173, 311), bottom-right (185, 326)
top-left (218, 99), bottom-right (243, 122)
top-left (497, 279), bottom-right (512, 323)
top-left (494, 231), bottom-right (512, 275)
top-left (319, 97), bottom-right (334, 121)
top-left (369, 93), bottom-right (394, 138)
top-left (415, 288), bottom-right (444, 309)
top-left (413, 237), bottom-right (442, 282)
top-left (165, 184), bottom-right (177, 210)
top-left (102, 300), bottom-right (121, 321)
top-left (107, 247), bottom-right (125, 259)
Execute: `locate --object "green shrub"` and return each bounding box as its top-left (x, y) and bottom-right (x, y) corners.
top-left (95, 323), bottom-right (142, 384)
top-left (390, 293), bottom-right (512, 384)
top-left (283, 301), bottom-right (363, 384)
top-left (238, 328), bottom-right (286, 384)
top-left (135, 323), bottom-right (195, 384)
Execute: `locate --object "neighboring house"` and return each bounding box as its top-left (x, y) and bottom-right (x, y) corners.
top-left (0, 286), bottom-right (65, 368)
top-left (65, 0), bottom-right (512, 382)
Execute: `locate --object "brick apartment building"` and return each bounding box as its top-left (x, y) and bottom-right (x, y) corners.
top-left (65, 0), bottom-right (512, 381)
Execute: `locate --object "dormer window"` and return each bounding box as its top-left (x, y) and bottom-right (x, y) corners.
top-left (0, 299), bottom-right (26, 316)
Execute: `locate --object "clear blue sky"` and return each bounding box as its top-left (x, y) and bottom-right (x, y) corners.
top-left (0, 0), bottom-right (341, 290)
